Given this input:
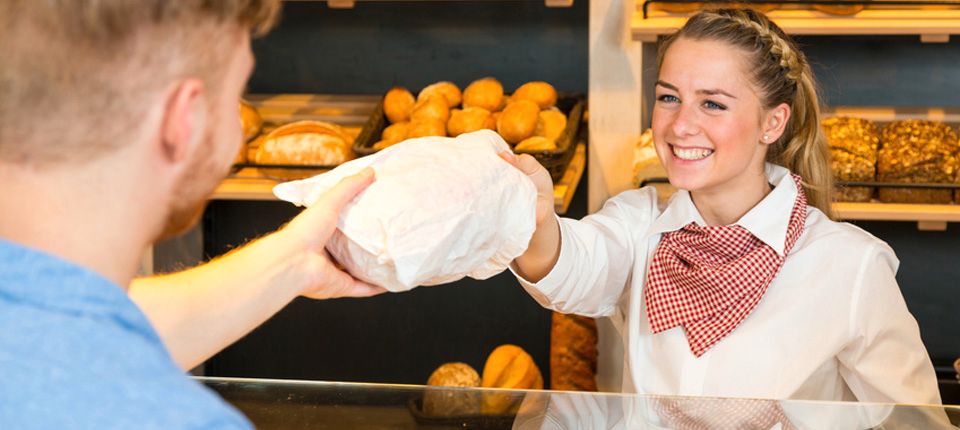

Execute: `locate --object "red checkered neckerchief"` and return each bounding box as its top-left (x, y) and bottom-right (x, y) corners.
top-left (644, 173), bottom-right (808, 357)
top-left (652, 397), bottom-right (798, 430)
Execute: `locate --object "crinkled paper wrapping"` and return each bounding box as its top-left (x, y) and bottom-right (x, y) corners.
top-left (273, 130), bottom-right (538, 292)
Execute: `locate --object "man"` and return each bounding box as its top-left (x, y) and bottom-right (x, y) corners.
top-left (0, 1), bottom-right (383, 427)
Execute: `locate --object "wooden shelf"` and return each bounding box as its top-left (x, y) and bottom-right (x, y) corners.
top-left (834, 202), bottom-right (960, 230)
top-left (632, 8), bottom-right (960, 42)
top-left (213, 142), bottom-right (588, 215)
top-left (283, 0), bottom-right (574, 9)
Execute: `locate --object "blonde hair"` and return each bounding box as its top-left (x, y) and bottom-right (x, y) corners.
top-left (658, 8), bottom-right (834, 218)
top-left (0, 0), bottom-right (281, 165)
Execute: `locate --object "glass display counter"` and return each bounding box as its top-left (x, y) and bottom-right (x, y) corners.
top-left (200, 376), bottom-right (960, 429)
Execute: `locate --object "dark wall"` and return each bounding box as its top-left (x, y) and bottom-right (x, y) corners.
top-left (248, 1), bottom-right (590, 95)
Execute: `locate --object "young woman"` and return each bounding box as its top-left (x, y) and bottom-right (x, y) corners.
top-left (504, 9), bottom-right (939, 404)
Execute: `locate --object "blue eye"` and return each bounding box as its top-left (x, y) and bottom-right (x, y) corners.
top-left (704, 100), bottom-right (727, 110)
top-left (657, 94), bottom-right (679, 103)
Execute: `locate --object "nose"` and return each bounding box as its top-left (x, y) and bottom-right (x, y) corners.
top-left (669, 103), bottom-right (700, 138)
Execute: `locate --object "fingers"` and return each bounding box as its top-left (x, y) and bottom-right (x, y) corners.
top-left (498, 150), bottom-right (548, 178)
top-left (303, 262), bottom-right (388, 300)
top-left (312, 167), bottom-right (376, 214)
top-left (515, 153), bottom-right (547, 177)
top-left (287, 168), bottom-right (376, 247)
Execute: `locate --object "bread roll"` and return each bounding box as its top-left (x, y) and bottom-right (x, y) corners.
top-left (407, 118), bottom-right (447, 138)
top-left (822, 117), bottom-right (879, 203)
top-left (418, 81), bottom-right (462, 108)
top-left (481, 344), bottom-right (543, 414)
top-left (254, 121), bottom-right (353, 179)
top-left (447, 107), bottom-right (493, 137)
top-left (373, 139), bottom-right (400, 151)
top-left (515, 136), bottom-right (557, 152)
top-left (463, 77), bottom-right (504, 112)
top-left (411, 96), bottom-right (451, 124)
top-left (497, 100), bottom-right (540, 144)
top-left (512, 82), bottom-right (558, 109)
top-left (239, 100), bottom-right (262, 142)
top-left (423, 362), bottom-right (481, 417)
top-left (550, 313), bottom-right (598, 392)
top-left (384, 87), bottom-right (416, 124)
top-left (381, 121), bottom-right (409, 142)
top-left (534, 110), bottom-right (567, 142)
top-left (878, 120), bottom-right (959, 204)
top-left (812, 2), bottom-right (864, 15)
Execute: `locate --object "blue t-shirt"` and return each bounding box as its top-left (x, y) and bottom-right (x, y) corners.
top-left (0, 239), bottom-right (252, 429)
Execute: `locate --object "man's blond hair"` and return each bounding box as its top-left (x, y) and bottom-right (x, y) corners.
top-left (0, 0), bottom-right (281, 165)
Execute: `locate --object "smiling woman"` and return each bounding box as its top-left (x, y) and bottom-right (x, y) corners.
top-left (505, 8), bottom-right (941, 406)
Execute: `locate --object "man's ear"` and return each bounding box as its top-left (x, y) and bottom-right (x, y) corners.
top-left (159, 79), bottom-right (206, 164)
top-left (761, 102), bottom-right (791, 145)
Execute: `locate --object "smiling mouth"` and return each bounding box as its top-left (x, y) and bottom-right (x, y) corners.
top-left (670, 144), bottom-right (714, 161)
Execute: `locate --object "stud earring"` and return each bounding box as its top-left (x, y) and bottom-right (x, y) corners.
top-left (762, 134), bottom-right (769, 142)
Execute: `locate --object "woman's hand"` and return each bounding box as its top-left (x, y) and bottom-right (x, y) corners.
top-left (498, 151), bottom-right (562, 282)
top-left (498, 151), bottom-right (555, 226)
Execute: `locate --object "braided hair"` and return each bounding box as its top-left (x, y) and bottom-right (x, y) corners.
top-left (657, 8), bottom-right (834, 218)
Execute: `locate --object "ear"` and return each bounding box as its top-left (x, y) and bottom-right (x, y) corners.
top-left (159, 79), bottom-right (207, 164)
top-left (761, 102), bottom-right (791, 145)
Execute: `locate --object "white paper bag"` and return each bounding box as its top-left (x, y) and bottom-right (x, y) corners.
top-left (273, 129), bottom-right (538, 292)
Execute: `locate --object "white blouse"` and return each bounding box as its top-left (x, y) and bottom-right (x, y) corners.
top-left (514, 163), bottom-right (941, 404)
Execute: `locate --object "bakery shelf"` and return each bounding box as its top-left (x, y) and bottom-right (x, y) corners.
top-left (213, 141), bottom-right (588, 214)
top-left (632, 7), bottom-right (960, 42)
top-left (283, 0), bottom-right (575, 9)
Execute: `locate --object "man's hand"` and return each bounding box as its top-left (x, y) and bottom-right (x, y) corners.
top-left (280, 167), bottom-right (388, 300)
top-left (498, 151), bottom-right (555, 226)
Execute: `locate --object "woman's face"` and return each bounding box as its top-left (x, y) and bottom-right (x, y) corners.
top-left (652, 37), bottom-right (775, 195)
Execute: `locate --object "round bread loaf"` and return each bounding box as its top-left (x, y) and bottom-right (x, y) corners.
top-left (515, 136), bottom-right (556, 152)
top-left (411, 96), bottom-right (451, 124)
top-left (463, 77), bottom-right (504, 112)
top-left (534, 110), bottom-right (567, 142)
top-left (381, 121), bottom-right (409, 142)
top-left (239, 100), bottom-right (262, 142)
top-left (407, 118), bottom-right (447, 138)
top-left (481, 344), bottom-right (543, 415)
top-left (384, 87), bottom-right (416, 124)
top-left (447, 107), bottom-right (493, 137)
top-left (423, 362), bottom-right (482, 417)
top-left (512, 81), bottom-right (558, 109)
top-left (497, 100), bottom-right (540, 144)
top-left (878, 119), bottom-right (959, 204)
top-left (418, 81), bottom-right (462, 108)
top-left (822, 117), bottom-right (879, 203)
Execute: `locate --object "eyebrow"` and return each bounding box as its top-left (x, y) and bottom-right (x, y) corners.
top-left (656, 80), bottom-right (738, 99)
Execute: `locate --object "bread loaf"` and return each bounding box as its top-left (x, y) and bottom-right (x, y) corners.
top-left (497, 100), bottom-right (539, 144)
top-left (550, 312), bottom-right (598, 392)
top-left (822, 117), bottom-right (879, 202)
top-left (512, 81), bottom-right (558, 109)
top-left (384, 87), bottom-right (416, 124)
top-left (463, 78), bottom-right (504, 112)
top-left (423, 362), bottom-right (481, 417)
top-left (254, 121), bottom-right (353, 179)
top-left (239, 100), bottom-right (262, 143)
top-left (418, 81), bottom-right (462, 108)
top-left (878, 120), bottom-right (959, 204)
top-left (447, 107), bottom-right (494, 137)
top-left (481, 344), bottom-right (543, 414)
top-left (515, 136), bottom-right (557, 152)
top-left (534, 110), bottom-right (567, 142)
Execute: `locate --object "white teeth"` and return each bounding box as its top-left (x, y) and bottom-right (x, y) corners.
top-left (672, 146), bottom-right (713, 160)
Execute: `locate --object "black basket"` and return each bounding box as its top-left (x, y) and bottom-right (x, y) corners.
top-left (354, 93), bottom-right (586, 183)
top-left (406, 396), bottom-right (516, 429)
